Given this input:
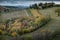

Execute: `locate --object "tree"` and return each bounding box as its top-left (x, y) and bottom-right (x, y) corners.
top-left (39, 3), bottom-right (43, 6)
top-left (30, 3), bottom-right (38, 9)
top-left (33, 3), bottom-right (38, 9)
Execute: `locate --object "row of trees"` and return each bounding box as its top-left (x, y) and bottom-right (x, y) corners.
top-left (29, 2), bottom-right (55, 9)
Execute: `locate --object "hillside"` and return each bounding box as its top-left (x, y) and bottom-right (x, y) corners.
top-left (0, 5), bottom-right (60, 40)
top-left (20, 7), bottom-right (60, 40)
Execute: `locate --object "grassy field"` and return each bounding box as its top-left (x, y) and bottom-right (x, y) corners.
top-left (0, 7), bottom-right (48, 38)
top-left (1, 10), bottom-right (28, 20)
top-left (0, 7), bottom-right (60, 40)
top-left (30, 9), bottom-right (41, 17)
top-left (19, 7), bottom-right (60, 40)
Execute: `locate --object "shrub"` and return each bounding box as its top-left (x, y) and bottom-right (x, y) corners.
top-left (18, 28), bottom-right (34, 35)
top-left (34, 16), bottom-right (46, 26)
top-left (23, 29), bottom-right (30, 33)
top-left (11, 32), bottom-right (17, 37)
top-left (0, 30), bottom-right (4, 35)
top-left (18, 29), bottom-right (24, 35)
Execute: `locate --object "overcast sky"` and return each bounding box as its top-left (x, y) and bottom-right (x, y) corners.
top-left (0, 0), bottom-right (60, 1)
top-left (0, 0), bottom-right (60, 6)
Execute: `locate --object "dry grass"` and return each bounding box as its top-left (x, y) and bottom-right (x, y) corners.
top-left (30, 9), bottom-right (41, 17)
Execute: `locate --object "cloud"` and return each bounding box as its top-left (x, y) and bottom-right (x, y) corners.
top-left (0, 1), bottom-right (60, 6)
top-left (0, 0), bottom-right (60, 1)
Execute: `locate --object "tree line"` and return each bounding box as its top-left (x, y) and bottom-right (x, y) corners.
top-left (29, 2), bottom-right (55, 9)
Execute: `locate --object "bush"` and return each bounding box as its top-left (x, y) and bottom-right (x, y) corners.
top-left (11, 32), bottom-right (17, 37)
top-left (23, 29), bottom-right (30, 33)
top-left (18, 28), bottom-right (35, 35)
top-left (18, 29), bottom-right (30, 35)
top-left (0, 30), bottom-right (4, 35)
top-left (34, 16), bottom-right (46, 26)
top-left (18, 29), bottom-right (24, 35)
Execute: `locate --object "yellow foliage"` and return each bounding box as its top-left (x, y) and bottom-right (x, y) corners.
top-left (35, 16), bottom-right (45, 24)
top-left (23, 29), bottom-right (30, 33)
top-left (0, 24), bottom-right (5, 30)
top-left (30, 9), bottom-right (41, 17)
top-left (11, 20), bottom-right (22, 30)
top-left (11, 32), bottom-right (17, 37)
top-left (30, 9), bottom-right (46, 24)
top-left (13, 20), bottom-right (18, 25)
top-left (0, 29), bottom-right (4, 35)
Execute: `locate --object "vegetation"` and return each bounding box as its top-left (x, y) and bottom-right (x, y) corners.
top-left (0, 2), bottom-right (58, 40)
top-left (0, 8), bottom-right (50, 36)
top-left (30, 3), bottom-right (39, 9)
top-left (11, 32), bottom-right (17, 37)
top-left (55, 9), bottom-right (60, 16)
top-left (0, 35), bottom-right (6, 40)
top-left (30, 2), bottom-right (55, 9)
top-left (0, 30), bottom-right (4, 35)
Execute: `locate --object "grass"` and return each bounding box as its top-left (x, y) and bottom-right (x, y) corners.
top-left (0, 6), bottom-right (59, 40)
top-left (30, 9), bottom-right (41, 17)
top-left (18, 7), bottom-right (60, 40)
top-left (0, 8), bottom-right (50, 36)
top-left (26, 9), bottom-right (33, 16)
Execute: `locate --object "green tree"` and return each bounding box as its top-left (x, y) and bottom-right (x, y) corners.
top-left (39, 3), bottom-right (43, 6)
top-left (30, 3), bottom-right (38, 9)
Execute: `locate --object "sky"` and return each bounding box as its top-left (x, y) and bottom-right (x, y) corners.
top-left (0, 0), bottom-right (60, 6)
top-left (0, 0), bottom-right (60, 1)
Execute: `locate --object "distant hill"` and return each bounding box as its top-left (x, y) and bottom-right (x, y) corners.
top-left (3, 5), bottom-right (28, 9)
